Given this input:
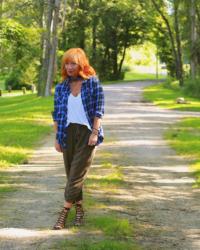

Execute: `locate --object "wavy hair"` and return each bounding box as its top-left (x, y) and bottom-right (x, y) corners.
top-left (61, 48), bottom-right (96, 80)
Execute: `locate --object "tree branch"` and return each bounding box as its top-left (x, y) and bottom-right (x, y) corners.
top-left (151, 0), bottom-right (178, 77)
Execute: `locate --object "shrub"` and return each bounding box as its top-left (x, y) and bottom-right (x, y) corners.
top-left (184, 78), bottom-right (200, 98)
top-left (5, 71), bottom-right (32, 90)
top-left (22, 87), bottom-right (26, 94)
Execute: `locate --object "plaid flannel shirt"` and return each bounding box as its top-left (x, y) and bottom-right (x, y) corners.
top-left (52, 76), bottom-right (104, 148)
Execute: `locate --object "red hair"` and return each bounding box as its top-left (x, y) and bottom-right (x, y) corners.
top-left (61, 48), bottom-right (96, 80)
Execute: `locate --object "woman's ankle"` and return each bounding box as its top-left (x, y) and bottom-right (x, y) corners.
top-left (64, 201), bottom-right (73, 209)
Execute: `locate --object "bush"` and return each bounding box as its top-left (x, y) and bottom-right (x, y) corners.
top-left (184, 78), bottom-right (200, 98)
top-left (22, 87), bottom-right (26, 94)
top-left (163, 77), bottom-right (179, 90)
top-left (5, 71), bottom-right (32, 90)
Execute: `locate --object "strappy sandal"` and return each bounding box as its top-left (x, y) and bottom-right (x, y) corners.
top-left (74, 204), bottom-right (84, 226)
top-left (53, 207), bottom-right (70, 230)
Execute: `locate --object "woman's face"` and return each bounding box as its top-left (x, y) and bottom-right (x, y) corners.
top-left (65, 61), bottom-right (80, 77)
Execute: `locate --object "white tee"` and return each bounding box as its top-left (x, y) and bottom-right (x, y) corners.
top-left (67, 93), bottom-right (91, 130)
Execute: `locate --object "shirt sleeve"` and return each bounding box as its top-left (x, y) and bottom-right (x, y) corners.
top-left (52, 84), bottom-right (60, 122)
top-left (94, 79), bottom-right (105, 119)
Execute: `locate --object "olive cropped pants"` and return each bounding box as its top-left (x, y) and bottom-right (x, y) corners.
top-left (62, 123), bottom-right (96, 203)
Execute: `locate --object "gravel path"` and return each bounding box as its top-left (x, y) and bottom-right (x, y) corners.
top-left (103, 81), bottom-right (200, 250)
top-left (0, 81), bottom-right (199, 250)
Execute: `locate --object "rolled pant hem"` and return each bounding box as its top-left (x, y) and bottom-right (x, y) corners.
top-left (65, 198), bottom-right (83, 203)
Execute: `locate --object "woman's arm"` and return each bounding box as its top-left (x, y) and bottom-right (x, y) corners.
top-left (88, 117), bottom-right (101, 146)
top-left (52, 85), bottom-right (63, 152)
top-left (88, 79), bottom-right (105, 146)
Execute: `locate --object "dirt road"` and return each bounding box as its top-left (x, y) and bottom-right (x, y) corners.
top-left (0, 81), bottom-right (199, 250)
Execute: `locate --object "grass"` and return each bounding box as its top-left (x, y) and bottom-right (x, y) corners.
top-left (86, 167), bottom-right (124, 188)
top-left (0, 94), bottom-right (53, 168)
top-left (0, 173), bottom-right (18, 199)
top-left (102, 70), bottom-right (166, 84)
top-left (52, 159), bottom-right (140, 250)
top-left (0, 93), bottom-right (53, 200)
top-left (165, 117), bottom-right (200, 188)
top-left (53, 239), bottom-right (140, 250)
top-left (87, 215), bottom-right (133, 237)
top-left (144, 81), bottom-right (200, 187)
top-left (125, 71), bottom-right (165, 81)
top-left (143, 82), bottom-right (200, 112)
top-left (79, 240), bottom-right (137, 250)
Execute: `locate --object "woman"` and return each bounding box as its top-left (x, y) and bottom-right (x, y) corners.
top-left (52, 48), bottom-right (104, 229)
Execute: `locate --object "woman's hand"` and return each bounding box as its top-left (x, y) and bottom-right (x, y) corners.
top-left (88, 133), bottom-right (98, 146)
top-left (55, 140), bottom-right (63, 152)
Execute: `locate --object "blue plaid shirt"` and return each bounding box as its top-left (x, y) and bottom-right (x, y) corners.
top-left (52, 76), bottom-right (104, 148)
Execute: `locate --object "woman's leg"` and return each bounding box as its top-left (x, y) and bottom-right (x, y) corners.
top-left (54, 124), bottom-right (95, 229)
top-left (64, 144), bottom-right (95, 203)
top-left (64, 125), bottom-right (95, 226)
top-left (63, 124), bottom-right (96, 204)
top-left (53, 125), bottom-right (75, 230)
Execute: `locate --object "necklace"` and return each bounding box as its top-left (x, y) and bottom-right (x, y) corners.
top-left (68, 76), bottom-right (83, 82)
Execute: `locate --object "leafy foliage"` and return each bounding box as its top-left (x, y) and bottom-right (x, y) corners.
top-left (0, 18), bottom-right (40, 89)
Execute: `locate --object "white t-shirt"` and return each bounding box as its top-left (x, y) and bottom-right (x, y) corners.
top-left (67, 93), bottom-right (91, 130)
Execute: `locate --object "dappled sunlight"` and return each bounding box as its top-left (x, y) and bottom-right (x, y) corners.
top-left (153, 177), bottom-right (194, 184)
top-left (105, 139), bottom-right (167, 146)
top-left (1, 82), bottom-right (200, 249)
top-left (0, 227), bottom-right (76, 239)
top-left (92, 83), bottom-right (200, 248)
top-left (125, 165), bottom-right (191, 173)
top-left (0, 145), bottom-right (30, 168)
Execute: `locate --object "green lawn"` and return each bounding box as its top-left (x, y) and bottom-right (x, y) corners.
top-left (143, 82), bottom-right (200, 112)
top-left (144, 82), bottom-right (200, 187)
top-left (165, 118), bottom-right (200, 188)
top-left (0, 94), bottom-right (53, 168)
top-left (102, 71), bottom-right (166, 84)
top-left (125, 71), bottom-right (166, 81)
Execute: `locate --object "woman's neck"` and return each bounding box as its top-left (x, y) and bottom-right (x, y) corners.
top-left (68, 76), bottom-right (83, 82)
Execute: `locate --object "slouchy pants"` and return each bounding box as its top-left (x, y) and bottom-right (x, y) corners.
top-left (62, 123), bottom-right (96, 203)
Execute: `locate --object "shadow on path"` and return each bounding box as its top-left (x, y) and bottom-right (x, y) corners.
top-left (0, 81), bottom-right (199, 250)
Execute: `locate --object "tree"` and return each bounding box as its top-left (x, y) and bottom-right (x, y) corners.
top-left (38, 0), bottom-right (61, 96)
top-left (190, 0), bottom-right (197, 79)
top-left (59, 0), bottom-right (92, 51)
top-left (45, 0), bottom-right (61, 96)
top-left (0, 18), bottom-right (39, 89)
top-left (97, 1), bottom-right (147, 80)
top-left (150, 0), bottom-right (184, 86)
top-left (173, 0), bottom-right (184, 86)
top-left (0, 0), bottom-right (3, 18)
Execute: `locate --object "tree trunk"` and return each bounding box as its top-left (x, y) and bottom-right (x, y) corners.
top-left (37, 0), bottom-right (45, 96)
top-left (151, 0), bottom-right (179, 80)
top-left (38, 0), bottom-right (61, 96)
top-left (112, 33), bottom-right (118, 79)
top-left (61, 0), bottom-right (67, 32)
top-left (196, 2), bottom-right (200, 24)
top-left (38, 0), bottom-right (54, 96)
top-left (174, 0), bottom-right (184, 86)
top-left (0, 0), bottom-right (3, 18)
top-left (118, 43), bottom-right (127, 77)
top-left (45, 0), bottom-right (61, 96)
top-left (190, 0), bottom-right (197, 79)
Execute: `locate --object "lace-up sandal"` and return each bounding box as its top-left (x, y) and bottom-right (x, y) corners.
top-left (74, 204), bottom-right (84, 226)
top-left (53, 207), bottom-right (70, 230)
